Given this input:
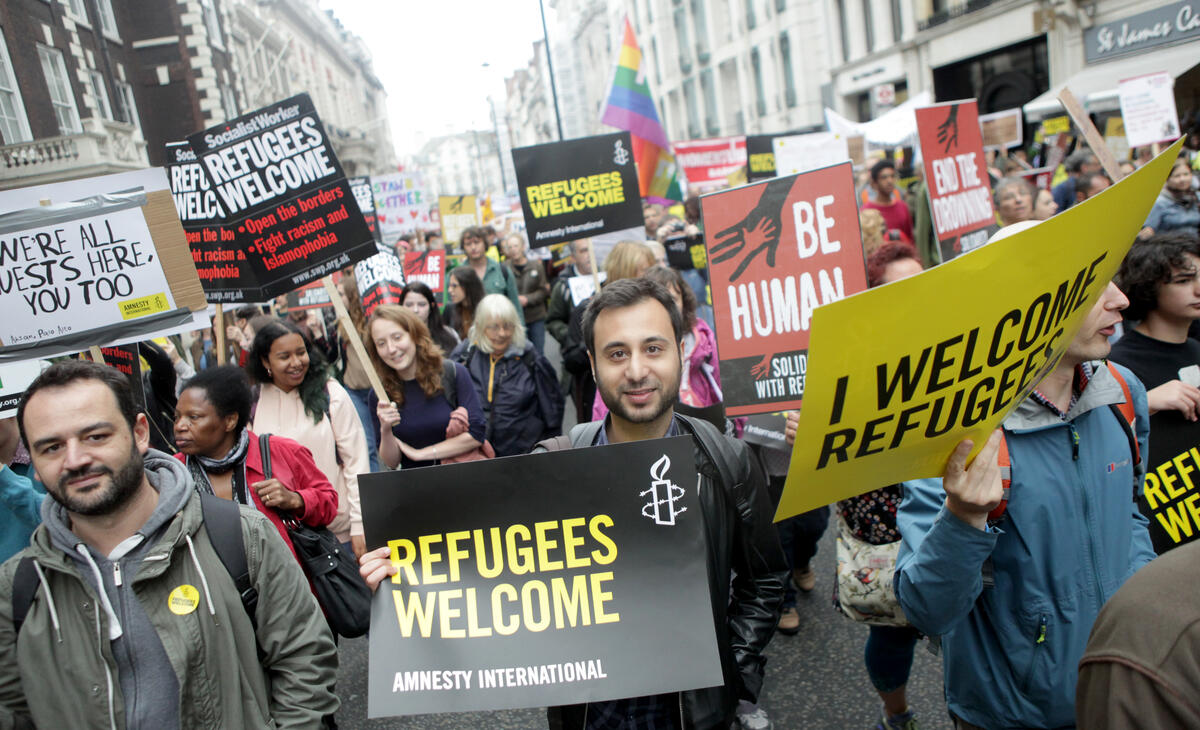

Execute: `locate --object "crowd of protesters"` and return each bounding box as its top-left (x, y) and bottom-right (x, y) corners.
top-left (0, 135), bottom-right (1199, 730)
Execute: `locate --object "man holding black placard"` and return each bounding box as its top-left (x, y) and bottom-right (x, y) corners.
top-left (361, 278), bottom-right (785, 729)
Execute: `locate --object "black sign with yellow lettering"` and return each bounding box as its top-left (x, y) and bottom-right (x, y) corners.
top-left (359, 436), bottom-right (721, 718)
top-left (512, 132), bottom-right (644, 249)
top-left (1139, 416), bottom-right (1200, 554)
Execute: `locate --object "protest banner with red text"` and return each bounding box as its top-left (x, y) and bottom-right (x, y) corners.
top-left (915, 100), bottom-right (997, 262)
top-left (165, 141), bottom-right (244, 302)
top-left (700, 162), bottom-right (869, 416)
top-left (403, 250), bottom-right (446, 295)
top-left (674, 136), bottom-right (747, 193)
top-left (356, 243), bottom-right (407, 317)
top-left (186, 93), bottom-right (375, 302)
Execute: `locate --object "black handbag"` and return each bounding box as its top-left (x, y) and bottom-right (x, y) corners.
top-left (259, 434), bottom-right (372, 638)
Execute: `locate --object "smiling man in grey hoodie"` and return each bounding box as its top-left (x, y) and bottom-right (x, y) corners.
top-left (0, 360), bottom-right (338, 729)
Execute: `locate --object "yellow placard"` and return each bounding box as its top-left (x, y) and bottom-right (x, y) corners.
top-left (1041, 116), bottom-right (1071, 136)
top-left (439, 195), bottom-right (478, 246)
top-left (119, 292), bottom-right (171, 320)
top-left (776, 140), bottom-right (1183, 521)
top-left (167, 584), bottom-right (200, 615)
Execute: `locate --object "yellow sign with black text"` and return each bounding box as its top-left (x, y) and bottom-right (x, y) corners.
top-left (776, 140), bottom-right (1183, 521)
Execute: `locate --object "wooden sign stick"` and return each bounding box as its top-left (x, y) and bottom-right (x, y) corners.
top-left (1057, 88), bottom-right (1125, 182)
top-left (89, 346), bottom-right (106, 365)
top-left (320, 276), bottom-right (389, 403)
top-left (214, 303), bottom-right (226, 365)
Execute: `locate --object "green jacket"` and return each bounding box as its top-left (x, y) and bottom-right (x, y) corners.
top-left (0, 489), bottom-right (339, 729)
top-left (444, 258), bottom-right (525, 324)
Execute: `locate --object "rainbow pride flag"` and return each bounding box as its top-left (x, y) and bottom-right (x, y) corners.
top-left (601, 18), bottom-right (682, 204)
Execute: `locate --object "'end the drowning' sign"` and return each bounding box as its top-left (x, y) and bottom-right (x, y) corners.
top-left (775, 140), bottom-right (1184, 521)
top-left (359, 436), bottom-right (721, 717)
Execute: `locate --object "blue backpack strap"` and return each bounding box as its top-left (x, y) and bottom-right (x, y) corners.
top-left (11, 556), bottom-right (39, 636)
top-left (198, 493), bottom-right (258, 630)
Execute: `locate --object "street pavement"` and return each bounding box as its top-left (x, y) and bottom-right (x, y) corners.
top-left (334, 326), bottom-right (953, 729)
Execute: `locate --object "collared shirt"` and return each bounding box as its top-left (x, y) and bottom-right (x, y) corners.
top-left (586, 415), bottom-right (681, 729)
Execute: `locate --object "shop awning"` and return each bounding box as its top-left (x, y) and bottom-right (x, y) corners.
top-left (1023, 41), bottom-right (1200, 120)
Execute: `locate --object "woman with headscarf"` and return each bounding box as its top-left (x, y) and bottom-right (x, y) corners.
top-left (246, 319), bottom-right (370, 558)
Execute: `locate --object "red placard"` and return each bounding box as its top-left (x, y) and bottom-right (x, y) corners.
top-left (674, 136), bottom-right (747, 191)
top-left (403, 250), bottom-right (446, 294)
top-left (915, 100), bottom-right (997, 262)
top-left (700, 162), bottom-right (868, 416)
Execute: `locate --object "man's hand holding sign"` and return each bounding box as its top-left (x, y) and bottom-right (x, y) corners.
top-left (776, 139), bottom-right (1185, 522)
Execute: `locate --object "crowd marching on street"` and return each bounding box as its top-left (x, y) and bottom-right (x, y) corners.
top-left (4, 2), bottom-right (1200, 729)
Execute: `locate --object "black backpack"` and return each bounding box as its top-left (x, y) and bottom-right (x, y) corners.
top-left (12, 494), bottom-right (257, 635)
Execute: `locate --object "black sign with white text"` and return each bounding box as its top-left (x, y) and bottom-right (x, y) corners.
top-left (186, 94), bottom-right (375, 301)
top-left (359, 437), bottom-right (722, 718)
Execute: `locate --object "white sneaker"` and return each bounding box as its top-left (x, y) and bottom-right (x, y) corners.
top-left (735, 701), bottom-right (772, 730)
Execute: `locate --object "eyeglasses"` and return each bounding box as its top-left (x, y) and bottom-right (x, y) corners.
top-left (485, 322), bottom-right (515, 334)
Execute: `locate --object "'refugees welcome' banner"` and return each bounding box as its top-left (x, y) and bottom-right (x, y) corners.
top-left (775, 140), bottom-right (1184, 521)
top-left (359, 437), bottom-right (722, 717)
top-left (512, 132), bottom-right (644, 249)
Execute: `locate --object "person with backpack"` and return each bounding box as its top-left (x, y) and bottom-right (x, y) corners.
top-left (0, 360), bottom-right (338, 729)
top-left (450, 295), bottom-right (563, 458)
top-left (366, 305), bottom-right (487, 469)
top-left (360, 277), bottom-right (785, 729)
top-left (173, 366), bottom-right (338, 565)
top-left (443, 225), bottom-right (524, 323)
top-left (894, 222), bottom-right (1155, 729)
top-left (246, 320), bottom-right (370, 560)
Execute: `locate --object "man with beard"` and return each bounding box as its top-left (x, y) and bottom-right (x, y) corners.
top-left (0, 361), bottom-right (338, 729)
top-left (551, 278), bottom-right (786, 729)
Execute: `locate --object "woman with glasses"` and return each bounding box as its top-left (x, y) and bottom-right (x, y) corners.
top-left (450, 294), bottom-right (563, 457)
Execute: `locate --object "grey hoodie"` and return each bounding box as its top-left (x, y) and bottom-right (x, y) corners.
top-left (41, 449), bottom-right (193, 730)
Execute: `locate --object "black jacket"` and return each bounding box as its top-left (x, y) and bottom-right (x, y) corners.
top-left (541, 415), bottom-right (787, 729)
top-left (451, 341), bottom-right (564, 457)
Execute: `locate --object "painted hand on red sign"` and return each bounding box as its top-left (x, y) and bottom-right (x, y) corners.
top-left (936, 104), bottom-right (960, 153)
top-left (710, 177), bottom-right (792, 283)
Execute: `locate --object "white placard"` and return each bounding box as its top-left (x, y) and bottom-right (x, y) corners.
top-left (0, 359), bottom-right (50, 418)
top-left (772, 132), bottom-right (851, 176)
top-left (0, 204), bottom-right (177, 348)
top-left (1118, 71), bottom-right (1181, 149)
top-left (568, 271), bottom-right (607, 304)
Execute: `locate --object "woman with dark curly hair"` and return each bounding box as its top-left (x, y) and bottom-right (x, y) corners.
top-left (401, 280), bottom-right (460, 354)
top-left (444, 266), bottom-right (485, 341)
top-left (367, 305), bottom-right (485, 469)
top-left (174, 365), bottom-right (337, 565)
top-left (246, 319), bottom-right (370, 558)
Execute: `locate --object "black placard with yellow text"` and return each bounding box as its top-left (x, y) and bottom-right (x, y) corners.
top-left (512, 132), bottom-right (643, 249)
top-left (359, 437), bottom-right (721, 717)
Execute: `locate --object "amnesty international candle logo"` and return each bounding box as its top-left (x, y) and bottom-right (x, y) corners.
top-left (359, 436), bottom-right (721, 718)
top-left (613, 139), bottom-right (630, 165)
top-left (641, 455), bottom-right (686, 526)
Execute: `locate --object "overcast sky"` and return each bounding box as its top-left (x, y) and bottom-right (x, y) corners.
top-left (321, 0), bottom-right (554, 158)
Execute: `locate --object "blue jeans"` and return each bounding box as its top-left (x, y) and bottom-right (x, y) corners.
top-left (864, 624), bottom-right (920, 693)
top-left (344, 386), bottom-right (380, 472)
top-left (526, 318), bottom-right (546, 355)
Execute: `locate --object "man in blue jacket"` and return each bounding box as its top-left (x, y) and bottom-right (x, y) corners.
top-left (895, 267), bottom-right (1156, 729)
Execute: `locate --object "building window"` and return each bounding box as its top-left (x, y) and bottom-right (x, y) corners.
top-left (692, 0), bottom-right (710, 61)
top-left (220, 85), bottom-right (238, 121)
top-left (37, 44), bottom-right (82, 135)
top-left (779, 32), bottom-right (796, 108)
top-left (651, 37), bottom-right (662, 86)
top-left (700, 68), bottom-right (719, 135)
top-left (750, 48), bottom-right (766, 117)
top-left (0, 29), bottom-right (31, 144)
top-left (87, 70), bottom-right (112, 119)
top-left (95, 0), bottom-right (119, 37)
top-left (201, 0), bottom-right (224, 49)
top-left (835, 0), bottom-right (851, 62)
top-left (863, 0), bottom-right (875, 53)
top-left (746, 0), bottom-right (757, 29)
top-left (891, 0), bottom-right (903, 41)
top-left (683, 78), bottom-right (701, 139)
top-left (114, 80), bottom-right (140, 132)
top-left (673, 7), bottom-right (692, 72)
top-left (776, 0), bottom-right (786, 10)
top-left (63, 0), bottom-right (87, 23)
